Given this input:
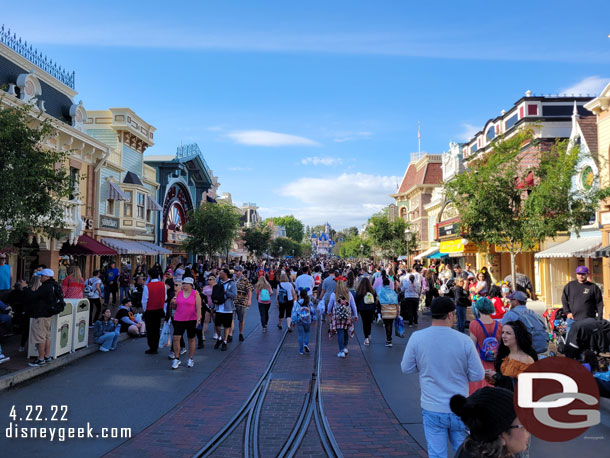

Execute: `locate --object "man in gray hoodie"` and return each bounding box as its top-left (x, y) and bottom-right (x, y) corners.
top-left (213, 268), bottom-right (237, 351)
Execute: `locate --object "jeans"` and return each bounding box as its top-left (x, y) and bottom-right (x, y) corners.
top-left (297, 322), bottom-right (310, 353)
top-left (96, 331), bottom-right (119, 350)
top-left (456, 306), bottom-right (467, 333)
top-left (337, 328), bottom-right (349, 351)
top-left (421, 409), bottom-right (467, 458)
top-left (360, 310), bottom-right (374, 338)
top-left (120, 286), bottom-right (130, 303)
top-left (258, 302), bottom-right (271, 327)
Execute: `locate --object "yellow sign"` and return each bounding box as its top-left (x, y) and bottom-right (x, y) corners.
top-left (494, 243), bottom-right (540, 253)
top-left (440, 239), bottom-right (478, 254)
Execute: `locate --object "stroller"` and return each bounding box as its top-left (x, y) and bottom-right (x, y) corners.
top-left (543, 306), bottom-right (568, 354)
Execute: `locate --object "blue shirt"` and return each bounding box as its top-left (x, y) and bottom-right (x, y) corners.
top-left (106, 267), bottom-right (119, 283)
top-left (0, 264), bottom-right (11, 290)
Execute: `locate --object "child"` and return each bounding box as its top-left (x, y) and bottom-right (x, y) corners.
top-left (291, 289), bottom-right (316, 355)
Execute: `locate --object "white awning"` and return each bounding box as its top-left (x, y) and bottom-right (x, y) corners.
top-left (137, 240), bottom-right (172, 255)
top-left (534, 236), bottom-right (602, 259)
top-left (107, 181), bottom-right (130, 201)
top-left (101, 238), bottom-right (157, 255)
top-left (147, 194), bottom-right (163, 211)
top-left (414, 247), bottom-right (439, 260)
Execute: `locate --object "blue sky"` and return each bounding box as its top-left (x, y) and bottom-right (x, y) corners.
top-left (8, 1), bottom-right (610, 229)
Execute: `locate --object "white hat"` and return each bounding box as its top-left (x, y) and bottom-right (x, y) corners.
top-left (40, 268), bottom-right (55, 277)
top-left (182, 277), bottom-right (194, 285)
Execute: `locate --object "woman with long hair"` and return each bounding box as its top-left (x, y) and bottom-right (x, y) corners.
top-left (469, 297), bottom-right (503, 394)
top-left (277, 272), bottom-right (296, 330)
top-left (486, 320), bottom-right (537, 391)
top-left (354, 277), bottom-right (377, 345)
top-left (255, 275), bottom-right (273, 332)
top-left (328, 278), bottom-right (357, 357)
top-left (62, 266), bottom-right (84, 299)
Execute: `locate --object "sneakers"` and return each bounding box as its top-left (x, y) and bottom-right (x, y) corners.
top-left (221, 342), bottom-right (227, 351)
top-left (364, 338), bottom-right (370, 346)
top-left (343, 348), bottom-right (349, 354)
top-left (44, 356), bottom-right (52, 363)
top-left (0, 354), bottom-right (10, 364)
top-left (180, 347), bottom-right (187, 355)
top-left (172, 359), bottom-right (181, 370)
top-left (214, 339), bottom-right (222, 350)
top-left (187, 358), bottom-right (194, 368)
top-left (337, 351), bottom-right (346, 358)
top-left (168, 352), bottom-right (176, 360)
top-left (99, 346), bottom-right (110, 352)
top-left (202, 335), bottom-right (206, 341)
top-left (277, 324), bottom-right (282, 330)
top-left (227, 335), bottom-right (233, 343)
top-left (262, 326), bottom-right (267, 333)
top-left (287, 327), bottom-right (292, 333)
top-left (385, 341), bottom-right (393, 347)
top-left (239, 334), bottom-right (244, 342)
top-left (213, 333), bottom-right (219, 340)
top-left (29, 358), bottom-right (45, 367)
top-left (304, 345), bottom-right (310, 353)
top-left (299, 351), bottom-right (304, 355)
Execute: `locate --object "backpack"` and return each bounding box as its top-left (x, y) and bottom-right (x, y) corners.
top-left (475, 319), bottom-right (499, 362)
top-left (278, 285), bottom-right (288, 303)
top-left (259, 288), bottom-right (271, 302)
top-left (296, 300), bottom-right (312, 324)
top-left (364, 292), bottom-right (375, 305)
top-left (513, 309), bottom-right (549, 354)
top-left (335, 296), bottom-right (351, 321)
top-left (211, 282), bottom-right (227, 305)
top-left (84, 278), bottom-right (96, 298)
top-left (47, 282), bottom-right (66, 316)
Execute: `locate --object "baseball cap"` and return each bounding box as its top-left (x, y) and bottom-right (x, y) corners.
top-left (182, 277), bottom-right (194, 285)
top-left (40, 268), bottom-right (55, 277)
top-left (576, 266), bottom-right (589, 275)
top-left (233, 265), bottom-right (243, 271)
top-left (430, 296), bottom-right (455, 318)
top-left (507, 291), bottom-right (528, 303)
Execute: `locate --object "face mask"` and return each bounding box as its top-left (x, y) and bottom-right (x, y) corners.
top-left (501, 287), bottom-right (510, 294)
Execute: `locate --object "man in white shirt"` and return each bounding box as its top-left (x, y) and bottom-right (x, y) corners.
top-left (294, 265), bottom-right (315, 297)
top-left (401, 297), bottom-right (484, 458)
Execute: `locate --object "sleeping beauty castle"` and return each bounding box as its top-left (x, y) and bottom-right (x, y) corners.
top-left (311, 222), bottom-right (335, 256)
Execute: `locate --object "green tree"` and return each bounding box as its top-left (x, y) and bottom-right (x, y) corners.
top-left (445, 129), bottom-right (610, 286)
top-left (339, 237), bottom-right (371, 258)
top-left (264, 215), bottom-right (304, 242)
top-left (184, 202), bottom-right (241, 259)
top-left (269, 237), bottom-right (302, 257)
top-left (367, 214), bottom-right (413, 260)
top-left (243, 224), bottom-right (272, 256)
top-left (0, 102), bottom-right (73, 247)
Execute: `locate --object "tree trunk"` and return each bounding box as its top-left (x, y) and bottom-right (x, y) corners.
top-left (510, 251), bottom-right (516, 293)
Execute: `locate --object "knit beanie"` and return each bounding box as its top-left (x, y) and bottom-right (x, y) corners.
top-left (450, 387), bottom-right (516, 443)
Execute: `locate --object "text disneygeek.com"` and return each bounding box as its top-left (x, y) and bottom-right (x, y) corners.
top-left (5, 422), bottom-right (132, 441)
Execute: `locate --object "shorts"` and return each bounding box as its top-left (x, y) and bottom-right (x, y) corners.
top-left (215, 312), bottom-right (233, 328)
top-left (235, 305), bottom-right (248, 322)
top-left (31, 317), bottom-right (52, 344)
top-left (278, 301), bottom-right (293, 319)
top-left (173, 320), bottom-right (197, 339)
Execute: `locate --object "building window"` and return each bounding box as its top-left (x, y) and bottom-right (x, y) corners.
top-left (146, 208), bottom-right (152, 223)
top-left (137, 192), bottom-right (145, 218)
top-left (69, 167), bottom-right (79, 200)
top-left (107, 199), bottom-right (115, 216)
top-left (486, 126), bottom-right (495, 141)
top-left (505, 113), bottom-right (518, 130)
top-left (124, 191), bottom-right (132, 217)
top-left (471, 143), bottom-right (478, 154)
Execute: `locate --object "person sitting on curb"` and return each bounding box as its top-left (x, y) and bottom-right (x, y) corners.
top-left (116, 298), bottom-right (146, 337)
top-left (93, 308), bottom-right (121, 352)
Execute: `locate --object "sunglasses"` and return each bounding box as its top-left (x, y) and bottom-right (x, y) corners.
top-left (508, 424), bottom-right (526, 430)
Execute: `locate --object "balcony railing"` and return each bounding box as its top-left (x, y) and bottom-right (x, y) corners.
top-left (1, 25), bottom-right (75, 89)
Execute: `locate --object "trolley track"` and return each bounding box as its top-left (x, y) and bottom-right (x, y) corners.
top-left (193, 321), bottom-right (342, 458)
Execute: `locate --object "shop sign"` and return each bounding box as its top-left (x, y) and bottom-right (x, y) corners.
top-left (494, 242), bottom-right (540, 253)
top-left (100, 216), bottom-right (119, 230)
top-left (440, 239), bottom-right (478, 254)
top-left (599, 211), bottom-right (610, 227)
top-left (439, 223), bottom-right (459, 238)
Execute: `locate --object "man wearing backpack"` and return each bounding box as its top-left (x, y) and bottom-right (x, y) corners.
top-left (501, 291), bottom-right (549, 355)
top-left (213, 268), bottom-right (237, 351)
top-left (24, 269), bottom-right (62, 367)
top-left (229, 266), bottom-right (252, 342)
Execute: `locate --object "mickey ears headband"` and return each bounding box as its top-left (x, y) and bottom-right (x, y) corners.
top-left (334, 276), bottom-right (347, 282)
top-left (298, 287), bottom-right (311, 291)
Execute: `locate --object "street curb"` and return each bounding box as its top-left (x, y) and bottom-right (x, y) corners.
top-left (0, 333), bottom-right (130, 392)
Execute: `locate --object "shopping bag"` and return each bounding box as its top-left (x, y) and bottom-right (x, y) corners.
top-left (134, 313), bottom-right (143, 323)
top-left (159, 320), bottom-right (172, 348)
top-left (394, 316), bottom-right (405, 338)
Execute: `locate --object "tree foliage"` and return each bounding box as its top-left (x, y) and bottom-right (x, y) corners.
top-left (339, 236), bottom-right (371, 258)
top-left (243, 224), bottom-right (272, 255)
top-left (183, 202), bottom-right (241, 258)
top-left (264, 215), bottom-right (304, 242)
top-left (367, 214), bottom-right (413, 259)
top-left (269, 237), bottom-right (302, 257)
top-left (0, 102), bottom-right (73, 247)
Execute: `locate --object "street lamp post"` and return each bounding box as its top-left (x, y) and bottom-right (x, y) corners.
top-left (404, 228), bottom-right (412, 267)
top-left (279, 246), bottom-right (283, 259)
top-left (360, 243), bottom-right (364, 260)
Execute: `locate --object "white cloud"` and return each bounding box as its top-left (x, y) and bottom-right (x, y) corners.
top-left (560, 76), bottom-right (609, 96)
top-left (333, 131), bottom-right (374, 143)
top-left (227, 130), bottom-right (320, 147)
top-left (301, 157), bottom-right (343, 166)
top-left (279, 172), bottom-right (400, 228)
top-left (458, 123), bottom-right (480, 141)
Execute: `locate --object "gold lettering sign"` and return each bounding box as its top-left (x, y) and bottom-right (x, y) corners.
top-left (440, 203), bottom-right (459, 221)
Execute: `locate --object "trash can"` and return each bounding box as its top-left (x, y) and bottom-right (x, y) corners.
top-left (68, 298), bottom-right (89, 351)
top-left (27, 302), bottom-right (73, 359)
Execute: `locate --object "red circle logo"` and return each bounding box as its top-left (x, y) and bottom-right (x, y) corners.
top-left (514, 357), bottom-right (600, 442)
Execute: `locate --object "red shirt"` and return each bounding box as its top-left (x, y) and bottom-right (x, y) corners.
top-left (490, 297), bottom-right (507, 320)
top-left (62, 276), bottom-right (84, 298)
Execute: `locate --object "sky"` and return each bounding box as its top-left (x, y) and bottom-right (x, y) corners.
top-left (6, 1), bottom-right (610, 229)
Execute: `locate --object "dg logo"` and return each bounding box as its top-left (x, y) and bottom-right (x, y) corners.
top-left (515, 357), bottom-right (600, 441)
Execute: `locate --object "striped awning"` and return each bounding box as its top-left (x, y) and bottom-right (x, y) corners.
top-left (108, 181), bottom-right (130, 201)
top-left (101, 238), bottom-right (157, 255)
top-left (534, 236), bottom-right (602, 259)
top-left (414, 247), bottom-right (440, 261)
top-left (147, 194), bottom-right (163, 211)
top-left (138, 240), bottom-right (172, 255)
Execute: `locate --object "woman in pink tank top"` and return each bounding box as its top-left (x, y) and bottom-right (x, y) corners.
top-left (169, 277), bottom-right (201, 369)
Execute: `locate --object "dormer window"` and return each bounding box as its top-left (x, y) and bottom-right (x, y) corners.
top-left (486, 126), bottom-right (495, 141)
